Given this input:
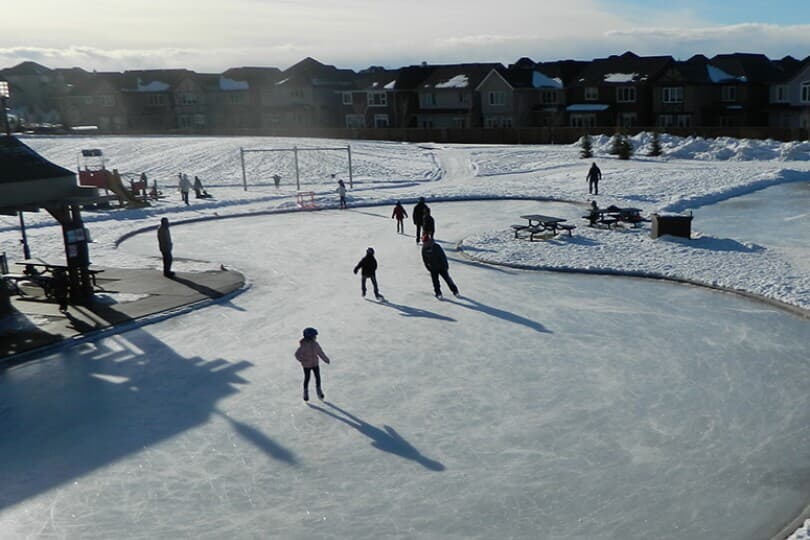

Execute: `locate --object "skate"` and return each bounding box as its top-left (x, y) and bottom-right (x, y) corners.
top-left (316, 387), bottom-right (325, 400)
top-left (435, 293), bottom-right (443, 300)
top-left (375, 293), bottom-right (385, 302)
top-left (303, 388), bottom-right (309, 402)
top-left (453, 290), bottom-right (460, 298)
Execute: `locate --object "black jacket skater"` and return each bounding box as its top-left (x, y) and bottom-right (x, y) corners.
top-left (353, 253), bottom-right (378, 277)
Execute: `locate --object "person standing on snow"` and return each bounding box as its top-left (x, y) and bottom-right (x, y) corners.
top-left (421, 235), bottom-right (459, 299)
top-left (392, 201), bottom-right (408, 234)
top-left (586, 162), bottom-right (602, 196)
top-left (422, 206), bottom-right (435, 241)
top-left (157, 217), bottom-right (175, 278)
top-left (336, 179), bottom-right (347, 209)
top-left (353, 247), bottom-right (383, 300)
top-left (178, 173), bottom-right (192, 205)
top-left (412, 197), bottom-right (429, 244)
top-left (294, 327), bottom-right (331, 401)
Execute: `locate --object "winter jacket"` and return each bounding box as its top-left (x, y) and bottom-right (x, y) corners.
top-left (157, 224), bottom-right (172, 253)
top-left (295, 338), bottom-right (330, 368)
top-left (587, 164), bottom-right (601, 182)
top-left (421, 241), bottom-right (448, 272)
top-left (392, 204), bottom-right (408, 220)
top-left (413, 201), bottom-right (428, 225)
top-left (337, 184), bottom-right (346, 197)
top-left (353, 254), bottom-right (378, 277)
top-left (178, 175), bottom-right (192, 193)
top-left (422, 214), bottom-right (435, 236)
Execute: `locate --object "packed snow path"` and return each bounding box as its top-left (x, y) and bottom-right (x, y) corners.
top-left (1, 200), bottom-right (808, 540)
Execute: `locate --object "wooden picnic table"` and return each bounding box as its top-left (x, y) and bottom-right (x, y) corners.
top-left (513, 214), bottom-right (576, 240)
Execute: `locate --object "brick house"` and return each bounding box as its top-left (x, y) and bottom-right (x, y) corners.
top-left (1, 61), bottom-right (66, 124)
top-left (120, 70), bottom-right (192, 131)
top-left (769, 56), bottom-right (810, 128)
top-left (415, 63), bottom-right (501, 128)
top-left (60, 71), bottom-right (128, 131)
top-left (340, 67), bottom-right (398, 128)
top-left (219, 67), bottom-right (283, 130)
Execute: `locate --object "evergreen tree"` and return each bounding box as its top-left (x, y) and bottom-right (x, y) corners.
top-left (580, 133), bottom-right (593, 158)
top-left (648, 130), bottom-right (663, 157)
top-left (617, 133), bottom-right (634, 160)
top-left (609, 131), bottom-right (622, 155)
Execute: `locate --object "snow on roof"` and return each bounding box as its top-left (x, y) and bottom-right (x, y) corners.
top-left (275, 78), bottom-right (289, 86)
top-left (532, 71), bottom-right (563, 89)
top-left (566, 104), bottom-right (609, 112)
top-left (604, 72), bottom-right (639, 83)
top-left (706, 65), bottom-right (744, 83)
top-left (219, 76), bottom-right (249, 91)
top-left (135, 78), bottom-right (170, 92)
top-left (434, 74), bottom-right (469, 88)
top-left (384, 80), bottom-right (396, 90)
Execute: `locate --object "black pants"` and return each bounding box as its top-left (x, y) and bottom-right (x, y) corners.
top-left (430, 269), bottom-right (458, 296)
top-left (396, 219), bottom-right (404, 233)
top-left (361, 273), bottom-right (380, 297)
top-left (181, 191), bottom-right (189, 205)
top-left (589, 180), bottom-right (598, 195)
top-left (303, 366), bottom-right (322, 389)
top-left (161, 250), bottom-right (173, 276)
top-left (415, 224), bottom-right (422, 243)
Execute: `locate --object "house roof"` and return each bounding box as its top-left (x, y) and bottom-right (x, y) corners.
top-left (278, 57), bottom-right (355, 87)
top-left (709, 53), bottom-right (786, 83)
top-left (418, 63), bottom-right (503, 90)
top-left (120, 69), bottom-right (196, 92)
top-left (575, 51), bottom-right (673, 85)
top-left (1, 61), bottom-right (52, 77)
top-left (222, 67), bottom-right (283, 86)
top-left (352, 68), bottom-right (400, 91)
top-left (392, 65), bottom-right (436, 90)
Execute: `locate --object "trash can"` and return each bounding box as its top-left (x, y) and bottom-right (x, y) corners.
top-left (650, 213), bottom-right (692, 239)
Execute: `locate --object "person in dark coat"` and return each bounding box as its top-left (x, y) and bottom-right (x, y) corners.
top-left (51, 268), bottom-right (69, 312)
top-left (422, 207), bottom-right (435, 241)
top-left (392, 201), bottom-right (408, 234)
top-left (157, 217), bottom-right (175, 278)
top-left (353, 247), bottom-right (382, 299)
top-left (586, 162), bottom-right (602, 195)
top-left (412, 197), bottom-right (429, 244)
top-left (193, 176), bottom-right (211, 198)
top-left (421, 235), bottom-right (458, 299)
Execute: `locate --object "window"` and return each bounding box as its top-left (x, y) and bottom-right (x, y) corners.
top-left (801, 82), bottom-right (810, 103)
top-left (584, 87), bottom-right (598, 101)
top-left (502, 116), bottom-right (513, 128)
top-left (373, 114), bottom-right (389, 128)
top-left (342, 92), bottom-right (353, 105)
top-left (484, 117), bottom-right (498, 128)
top-left (178, 93), bottom-right (199, 105)
top-left (676, 114), bottom-right (691, 127)
top-left (570, 114), bottom-right (595, 128)
top-left (227, 93), bottom-right (246, 105)
top-left (178, 115), bottom-right (192, 128)
top-left (368, 91), bottom-right (387, 107)
top-left (658, 114), bottom-right (673, 128)
top-left (541, 91), bottom-right (558, 104)
top-left (420, 92), bottom-right (436, 106)
top-left (721, 86), bottom-right (737, 102)
top-left (616, 86), bottom-right (636, 103)
top-left (662, 87), bottom-right (683, 103)
top-left (452, 117), bottom-right (466, 128)
top-left (194, 114), bottom-right (206, 127)
top-left (96, 95), bottom-right (115, 107)
top-left (147, 94), bottom-right (165, 106)
top-left (291, 87), bottom-right (304, 99)
top-left (619, 112), bottom-right (637, 127)
top-left (421, 119), bottom-right (434, 128)
top-left (345, 114), bottom-right (364, 128)
top-left (83, 96), bottom-right (93, 105)
top-left (774, 85), bottom-right (788, 103)
top-left (488, 91), bottom-right (505, 106)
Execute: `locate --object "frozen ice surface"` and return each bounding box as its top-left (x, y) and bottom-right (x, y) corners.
top-left (1, 200), bottom-right (807, 540)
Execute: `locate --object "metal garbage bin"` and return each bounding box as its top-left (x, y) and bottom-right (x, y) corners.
top-left (650, 213), bottom-right (692, 239)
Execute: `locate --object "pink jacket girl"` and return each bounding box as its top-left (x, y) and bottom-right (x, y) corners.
top-left (295, 327), bottom-right (330, 401)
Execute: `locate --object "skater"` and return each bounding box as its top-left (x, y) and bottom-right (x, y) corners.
top-left (422, 207), bottom-right (435, 241)
top-left (353, 247), bottom-right (383, 300)
top-left (178, 173), bottom-right (192, 205)
top-left (273, 174), bottom-right (281, 189)
top-left (392, 201), bottom-right (408, 234)
top-left (336, 179), bottom-right (347, 209)
top-left (412, 197), bottom-right (429, 244)
top-left (421, 235), bottom-right (459, 299)
top-left (193, 176), bottom-right (211, 198)
top-left (586, 162), bottom-right (601, 195)
top-left (157, 217), bottom-right (175, 278)
top-left (294, 327), bottom-right (331, 401)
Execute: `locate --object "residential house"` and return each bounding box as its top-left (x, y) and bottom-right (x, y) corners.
top-left (120, 70), bottom-right (193, 131)
top-left (416, 63), bottom-right (501, 129)
top-left (708, 53), bottom-right (790, 127)
top-left (651, 54), bottom-right (723, 128)
top-left (60, 71), bottom-right (128, 131)
top-left (340, 67), bottom-right (399, 128)
top-left (0, 61), bottom-right (67, 124)
top-left (567, 52), bottom-right (673, 128)
top-left (219, 67), bottom-right (283, 130)
top-left (263, 57), bottom-right (355, 129)
top-left (387, 65), bottom-right (436, 128)
top-left (769, 56), bottom-right (810, 128)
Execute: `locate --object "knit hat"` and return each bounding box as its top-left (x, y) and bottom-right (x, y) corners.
top-left (367, 247), bottom-right (374, 254)
top-left (303, 327), bottom-right (318, 339)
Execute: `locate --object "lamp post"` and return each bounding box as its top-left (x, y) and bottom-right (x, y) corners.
top-left (0, 81), bottom-right (10, 136)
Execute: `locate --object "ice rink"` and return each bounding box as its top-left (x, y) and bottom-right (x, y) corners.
top-left (1, 200), bottom-right (808, 539)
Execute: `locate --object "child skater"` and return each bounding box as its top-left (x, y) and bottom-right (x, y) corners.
top-left (353, 247), bottom-right (383, 300)
top-left (392, 201), bottom-right (408, 234)
top-left (295, 327), bottom-right (330, 401)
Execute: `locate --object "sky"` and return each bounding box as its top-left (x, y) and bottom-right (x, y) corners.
top-left (1, 0), bottom-right (809, 73)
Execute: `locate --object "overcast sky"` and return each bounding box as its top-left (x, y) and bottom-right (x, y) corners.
top-left (2, 0), bottom-right (808, 73)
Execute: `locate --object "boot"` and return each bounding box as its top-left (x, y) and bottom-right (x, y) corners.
top-left (316, 387), bottom-right (325, 400)
top-left (303, 388), bottom-right (309, 402)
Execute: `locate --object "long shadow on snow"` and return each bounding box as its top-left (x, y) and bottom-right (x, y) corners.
top-left (445, 296), bottom-right (551, 334)
top-left (365, 298), bottom-right (455, 321)
top-left (307, 401), bottom-right (445, 471)
top-left (0, 326), bottom-right (296, 511)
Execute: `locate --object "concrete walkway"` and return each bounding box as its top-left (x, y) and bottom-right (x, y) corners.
top-left (1, 266), bottom-right (245, 361)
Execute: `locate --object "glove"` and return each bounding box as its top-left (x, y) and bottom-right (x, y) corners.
top-left (353, 268), bottom-right (358, 274)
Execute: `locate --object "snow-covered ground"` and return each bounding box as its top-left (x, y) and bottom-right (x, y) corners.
top-left (0, 134), bottom-right (808, 539)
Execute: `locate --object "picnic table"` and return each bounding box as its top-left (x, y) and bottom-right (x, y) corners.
top-left (513, 214), bottom-right (576, 240)
top-left (3, 258), bottom-right (103, 299)
top-left (583, 206), bottom-right (648, 228)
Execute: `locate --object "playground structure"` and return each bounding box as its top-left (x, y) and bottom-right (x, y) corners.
top-left (76, 149), bottom-right (151, 208)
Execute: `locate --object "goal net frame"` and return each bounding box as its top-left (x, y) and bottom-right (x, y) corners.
top-left (239, 145), bottom-right (353, 191)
